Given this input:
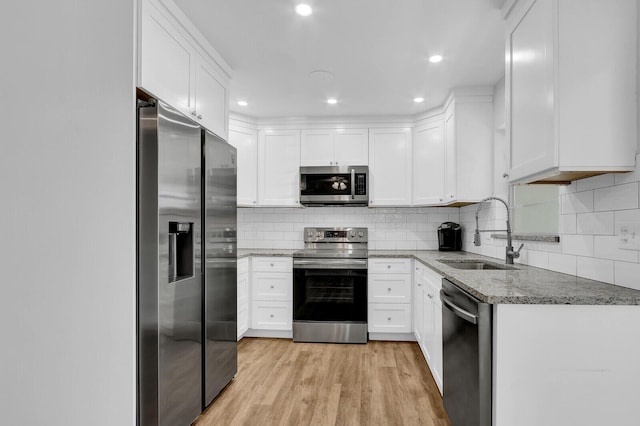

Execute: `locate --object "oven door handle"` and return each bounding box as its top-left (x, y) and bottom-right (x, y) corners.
top-left (293, 258), bottom-right (368, 270)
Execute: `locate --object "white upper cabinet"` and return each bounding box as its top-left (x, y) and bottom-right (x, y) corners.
top-left (139, 0), bottom-right (195, 116)
top-left (334, 129), bottom-right (369, 165)
top-left (413, 119), bottom-right (446, 205)
top-left (505, 0), bottom-right (637, 184)
top-left (194, 55), bottom-right (228, 140)
top-left (368, 128), bottom-right (413, 206)
top-left (300, 129), bottom-right (334, 166)
top-left (228, 122), bottom-right (258, 206)
top-left (300, 128), bottom-right (368, 166)
top-left (138, 0), bottom-right (231, 140)
top-left (258, 130), bottom-right (301, 206)
top-left (443, 90), bottom-right (493, 205)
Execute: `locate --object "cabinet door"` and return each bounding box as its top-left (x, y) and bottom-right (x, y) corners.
top-left (334, 129), bottom-right (368, 166)
top-left (368, 128), bottom-right (412, 206)
top-left (413, 121), bottom-right (445, 205)
top-left (508, 0), bottom-right (555, 181)
top-left (139, 0), bottom-right (195, 117)
top-left (258, 130), bottom-right (301, 206)
top-left (422, 282), bottom-right (436, 364)
top-left (300, 130), bottom-right (334, 166)
top-left (443, 105), bottom-right (457, 203)
top-left (413, 264), bottom-right (425, 346)
top-left (195, 54), bottom-right (228, 140)
top-left (229, 125), bottom-right (258, 206)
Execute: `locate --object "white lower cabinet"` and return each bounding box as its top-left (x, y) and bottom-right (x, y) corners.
top-left (237, 257), bottom-right (249, 339)
top-left (250, 257), bottom-right (292, 332)
top-left (414, 263), bottom-right (444, 394)
top-left (368, 258), bottom-right (412, 335)
top-left (251, 301), bottom-right (292, 330)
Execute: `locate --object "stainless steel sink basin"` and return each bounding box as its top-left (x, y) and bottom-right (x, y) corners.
top-left (437, 259), bottom-right (518, 270)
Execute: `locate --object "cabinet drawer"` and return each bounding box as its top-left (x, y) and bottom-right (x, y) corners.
top-left (252, 272), bottom-right (292, 301)
top-left (368, 303), bottom-right (412, 333)
top-left (369, 258), bottom-right (412, 274)
top-left (251, 301), bottom-right (292, 330)
top-left (369, 274), bottom-right (411, 303)
top-left (251, 257), bottom-right (292, 272)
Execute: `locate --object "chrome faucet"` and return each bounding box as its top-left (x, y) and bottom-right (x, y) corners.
top-left (474, 196), bottom-right (524, 265)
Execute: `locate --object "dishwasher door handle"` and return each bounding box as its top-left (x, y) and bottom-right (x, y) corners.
top-left (441, 291), bottom-right (478, 324)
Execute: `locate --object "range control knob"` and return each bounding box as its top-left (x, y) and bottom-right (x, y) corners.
top-left (358, 231), bottom-right (364, 237)
top-left (350, 231), bottom-right (356, 237)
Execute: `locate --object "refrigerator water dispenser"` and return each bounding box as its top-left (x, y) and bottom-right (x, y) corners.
top-left (168, 221), bottom-right (193, 282)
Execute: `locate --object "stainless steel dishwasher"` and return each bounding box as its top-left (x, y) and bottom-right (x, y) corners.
top-left (440, 279), bottom-right (492, 426)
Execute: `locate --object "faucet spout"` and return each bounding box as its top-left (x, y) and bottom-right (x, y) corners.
top-left (474, 196), bottom-right (522, 264)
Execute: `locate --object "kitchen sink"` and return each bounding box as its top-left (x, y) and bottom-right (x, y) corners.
top-left (437, 259), bottom-right (518, 270)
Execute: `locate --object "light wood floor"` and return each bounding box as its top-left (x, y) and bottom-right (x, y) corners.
top-left (194, 338), bottom-right (450, 426)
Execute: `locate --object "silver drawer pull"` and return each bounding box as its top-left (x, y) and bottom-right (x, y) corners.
top-left (387, 288), bottom-right (391, 292)
top-left (387, 317), bottom-right (391, 321)
top-left (270, 314), bottom-right (274, 318)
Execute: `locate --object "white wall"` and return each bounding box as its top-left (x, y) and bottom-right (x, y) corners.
top-left (0, 2), bottom-right (136, 425)
top-left (238, 207), bottom-right (460, 250)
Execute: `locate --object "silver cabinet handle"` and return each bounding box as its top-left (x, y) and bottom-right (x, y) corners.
top-left (270, 263), bottom-right (274, 267)
top-left (270, 285), bottom-right (274, 289)
top-left (387, 265), bottom-right (391, 269)
top-left (428, 294), bottom-right (434, 299)
top-left (197, 114), bottom-right (202, 120)
top-left (387, 288), bottom-right (391, 292)
top-left (270, 314), bottom-right (274, 318)
top-left (191, 111), bottom-right (197, 116)
top-left (387, 317), bottom-right (391, 321)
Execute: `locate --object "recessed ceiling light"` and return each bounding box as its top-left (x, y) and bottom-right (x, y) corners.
top-left (413, 97), bottom-right (424, 103)
top-left (237, 100), bottom-right (248, 106)
top-left (429, 55), bottom-right (443, 63)
top-left (295, 4), bottom-right (313, 16)
top-left (327, 98), bottom-right (337, 105)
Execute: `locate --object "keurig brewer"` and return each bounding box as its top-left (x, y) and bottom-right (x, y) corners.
top-left (438, 222), bottom-right (462, 251)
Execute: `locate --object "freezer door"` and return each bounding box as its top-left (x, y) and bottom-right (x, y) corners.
top-left (202, 130), bottom-right (238, 407)
top-left (138, 100), bottom-right (203, 426)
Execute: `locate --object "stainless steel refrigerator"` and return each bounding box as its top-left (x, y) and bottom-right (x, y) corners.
top-left (137, 100), bottom-right (237, 426)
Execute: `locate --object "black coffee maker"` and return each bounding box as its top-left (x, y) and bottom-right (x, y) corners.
top-left (438, 222), bottom-right (462, 251)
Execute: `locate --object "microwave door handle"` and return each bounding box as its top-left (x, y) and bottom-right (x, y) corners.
top-left (351, 168), bottom-right (355, 199)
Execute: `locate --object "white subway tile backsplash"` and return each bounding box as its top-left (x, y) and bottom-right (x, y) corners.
top-left (614, 208), bottom-right (640, 224)
top-left (613, 168), bottom-right (640, 185)
top-left (614, 261), bottom-right (640, 291)
top-left (548, 253), bottom-right (577, 275)
top-left (561, 191), bottom-right (593, 214)
top-left (576, 174), bottom-right (615, 192)
top-left (594, 182), bottom-right (639, 212)
top-left (593, 236), bottom-right (639, 263)
top-left (561, 235), bottom-right (594, 257)
top-left (559, 214), bottom-right (577, 234)
top-left (576, 256), bottom-right (614, 283)
top-left (576, 211), bottom-right (614, 235)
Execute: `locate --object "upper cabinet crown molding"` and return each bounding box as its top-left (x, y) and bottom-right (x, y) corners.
top-left (505, 0), bottom-right (637, 184)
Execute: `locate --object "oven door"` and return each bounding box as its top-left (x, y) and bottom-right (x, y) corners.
top-left (293, 259), bottom-right (367, 323)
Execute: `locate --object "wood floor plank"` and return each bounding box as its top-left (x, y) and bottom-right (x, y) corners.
top-left (195, 338), bottom-right (450, 426)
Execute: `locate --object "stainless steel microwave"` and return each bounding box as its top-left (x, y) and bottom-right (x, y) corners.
top-left (300, 165), bottom-right (369, 206)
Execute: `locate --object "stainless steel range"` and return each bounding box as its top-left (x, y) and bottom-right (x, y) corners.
top-left (293, 227), bottom-right (368, 344)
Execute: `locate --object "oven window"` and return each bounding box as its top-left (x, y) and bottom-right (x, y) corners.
top-left (300, 173), bottom-right (351, 196)
top-left (293, 269), bottom-right (367, 322)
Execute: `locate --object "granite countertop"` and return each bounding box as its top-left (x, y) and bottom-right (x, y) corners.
top-left (370, 250), bottom-right (640, 306)
top-left (237, 249), bottom-right (297, 259)
top-left (237, 249), bottom-right (640, 305)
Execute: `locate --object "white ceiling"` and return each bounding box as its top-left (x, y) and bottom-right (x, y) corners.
top-left (173, 0), bottom-right (507, 118)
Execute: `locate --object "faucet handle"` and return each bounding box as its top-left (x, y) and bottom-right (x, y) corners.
top-left (513, 243), bottom-right (524, 258)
